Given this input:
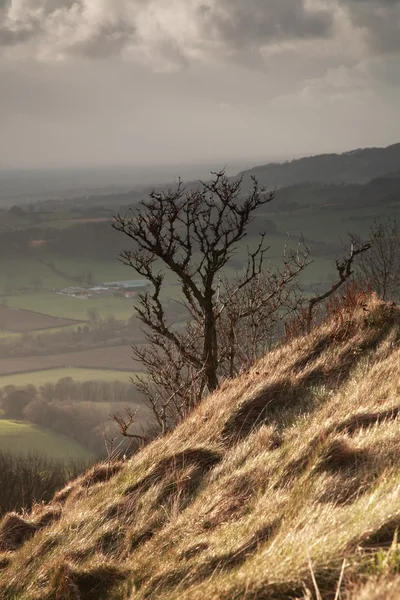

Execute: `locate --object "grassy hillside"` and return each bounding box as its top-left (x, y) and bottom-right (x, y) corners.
top-left (3, 297), bottom-right (400, 598)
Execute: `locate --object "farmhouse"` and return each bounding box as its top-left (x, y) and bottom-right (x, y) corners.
top-left (57, 287), bottom-right (91, 299)
top-left (87, 286), bottom-right (115, 298)
top-left (57, 280), bottom-right (150, 300)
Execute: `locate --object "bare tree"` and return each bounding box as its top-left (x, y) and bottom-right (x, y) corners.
top-left (355, 218), bottom-right (400, 301)
top-left (113, 171), bottom-right (309, 432)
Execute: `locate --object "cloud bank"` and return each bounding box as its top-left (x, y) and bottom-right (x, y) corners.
top-left (0, 0), bottom-right (398, 65)
top-left (0, 1), bottom-right (342, 65)
top-left (0, 0), bottom-right (399, 168)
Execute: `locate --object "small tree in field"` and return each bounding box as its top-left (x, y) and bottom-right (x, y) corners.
top-left (113, 171), bottom-right (309, 433)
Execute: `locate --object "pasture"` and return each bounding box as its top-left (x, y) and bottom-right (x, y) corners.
top-left (0, 256), bottom-right (133, 294)
top-left (3, 292), bottom-right (137, 321)
top-left (0, 368), bottom-right (137, 389)
top-left (0, 418), bottom-right (92, 459)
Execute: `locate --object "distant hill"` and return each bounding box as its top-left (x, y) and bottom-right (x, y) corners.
top-left (239, 142), bottom-right (400, 188)
top-left (27, 142), bottom-right (400, 212)
top-left (3, 298), bottom-right (400, 598)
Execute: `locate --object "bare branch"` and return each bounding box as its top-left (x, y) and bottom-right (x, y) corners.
top-left (306, 239), bottom-right (371, 330)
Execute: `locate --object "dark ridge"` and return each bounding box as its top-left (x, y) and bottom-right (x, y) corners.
top-left (53, 483), bottom-right (77, 505)
top-left (124, 449), bottom-right (221, 498)
top-left (335, 406), bottom-right (400, 436)
top-left (280, 438), bottom-right (370, 489)
top-left (316, 439), bottom-right (371, 473)
top-left (222, 380), bottom-right (296, 442)
top-left (129, 528), bottom-right (157, 553)
top-left (81, 463), bottom-right (123, 488)
top-left (34, 507), bottom-right (62, 529)
top-left (180, 542), bottom-right (209, 560)
top-left (102, 501), bottom-right (127, 521)
top-left (247, 581), bottom-right (306, 600)
top-left (198, 521), bottom-right (281, 573)
top-left (0, 556), bottom-right (10, 571)
top-left (52, 563), bottom-right (126, 600)
top-left (96, 529), bottom-right (126, 557)
top-left (290, 334), bottom-right (333, 374)
top-left (70, 565), bottom-right (126, 600)
top-left (361, 518), bottom-right (400, 549)
top-left (0, 514), bottom-right (36, 552)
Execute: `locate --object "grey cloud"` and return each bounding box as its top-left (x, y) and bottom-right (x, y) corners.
top-left (0, 0), bottom-right (399, 67)
top-left (0, 0), bottom-right (336, 64)
top-left (0, 1), bottom-right (140, 61)
top-left (197, 0), bottom-right (334, 49)
top-left (339, 0), bottom-right (400, 52)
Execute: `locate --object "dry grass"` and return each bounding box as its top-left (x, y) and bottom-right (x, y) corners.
top-left (2, 296), bottom-right (400, 598)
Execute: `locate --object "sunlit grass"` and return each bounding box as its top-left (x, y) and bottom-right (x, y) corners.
top-left (2, 297), bottom-right (400, 599)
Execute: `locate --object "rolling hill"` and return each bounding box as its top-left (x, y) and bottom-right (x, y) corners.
top-left (2, 296), bottom-right (400, 598)
top-left (239, 142), bottom-right (400, 189)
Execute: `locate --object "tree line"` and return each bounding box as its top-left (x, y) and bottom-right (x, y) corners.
top-left (0, 380), bottom-right (147, 457)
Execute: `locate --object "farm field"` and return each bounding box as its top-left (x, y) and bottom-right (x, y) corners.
top-left (29, 217), bottom-right (112, 229)
top-left (0, 345), bottom-right (139, 376)
top-left (0, 418), bottom-right (92, 459)
top-left (3, 292), bottom-right (137, 321)
top-left (270, 205), bottom-right (395, 243)
top-left (0, 305), bottom-right (82, 332)
top-left (0, 256), bottom-right (132, 292)
top-left (0, 368), bottom-right (138, 388)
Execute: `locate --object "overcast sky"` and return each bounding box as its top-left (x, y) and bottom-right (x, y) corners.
top-left (0, 0), bottom-right (399, 169)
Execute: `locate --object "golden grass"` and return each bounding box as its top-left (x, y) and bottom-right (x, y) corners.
top-left (2, 296), bottom-right (400, 598)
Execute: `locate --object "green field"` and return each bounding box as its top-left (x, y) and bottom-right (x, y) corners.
top-left (270, 205), bottom-right (395, 243)
top-left (0, 418), bottom-right (92, 459)
top-left (0, 368), bottom-right (136, 389)
top-left (0, 256), bottom-right (133, 292)
top-left (3, 292), bottom-right (137, 321)
top-left (0, 206), bottom-right (388, 330)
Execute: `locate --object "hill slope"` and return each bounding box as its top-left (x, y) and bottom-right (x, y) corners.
top-left (2, 297), bottom-right (400, 598)
top-left (240, 142), bottom-right (400, 188)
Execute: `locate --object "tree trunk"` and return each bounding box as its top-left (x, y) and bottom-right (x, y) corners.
top-left (203, 303), bottom-right (219, 392)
